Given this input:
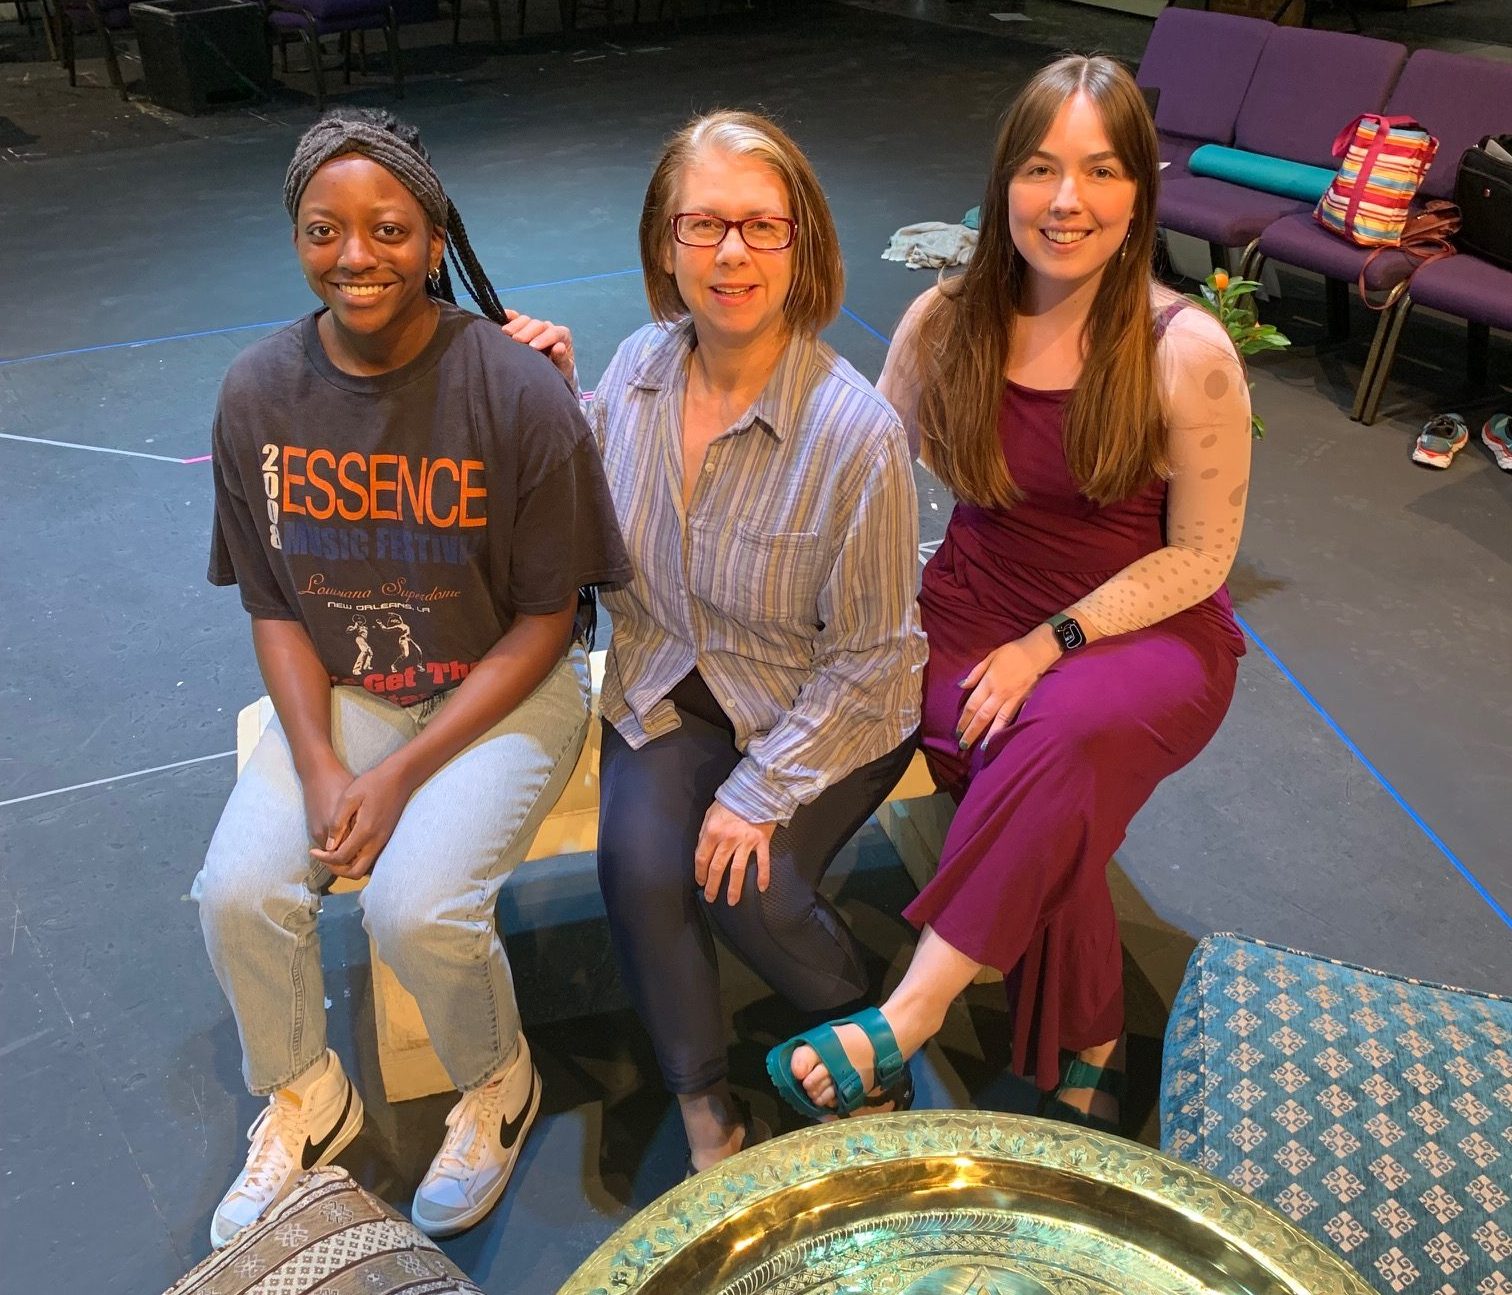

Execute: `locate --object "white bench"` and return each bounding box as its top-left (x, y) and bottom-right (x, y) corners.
top-left (236, 651), bottom-right (948, 1101)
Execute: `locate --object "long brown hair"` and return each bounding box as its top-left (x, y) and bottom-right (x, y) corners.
top-left (914, 55), bottom-right (1165, 507)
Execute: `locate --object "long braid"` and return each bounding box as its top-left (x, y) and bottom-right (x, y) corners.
top-left (437, 201), bottom-right (597, 638)
top-left (443, 201), bottom-right (507, 324)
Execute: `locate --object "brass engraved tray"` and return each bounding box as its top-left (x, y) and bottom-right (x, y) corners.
top-left (560, 1113), bottom-right (1375, 1295)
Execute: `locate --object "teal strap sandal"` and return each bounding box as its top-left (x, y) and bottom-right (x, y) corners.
top-left (766, 1007), bottom-right (906, 1120)
top-left (1039, 1056), bottom-right (1127, 1136)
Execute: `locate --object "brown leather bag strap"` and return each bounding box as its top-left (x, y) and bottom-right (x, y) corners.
top-left (1357, 200), bottom-right (1462, 309)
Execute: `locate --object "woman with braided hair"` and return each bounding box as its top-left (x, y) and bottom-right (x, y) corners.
top-left (195, 108), bottom-right (628, 1246)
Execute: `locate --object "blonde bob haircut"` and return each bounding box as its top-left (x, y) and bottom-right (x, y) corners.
top-left (638, 109), bottom-right (843, 335)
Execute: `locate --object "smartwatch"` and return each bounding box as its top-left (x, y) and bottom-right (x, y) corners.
top-left (1047, 612), bottom-right (1087, 653)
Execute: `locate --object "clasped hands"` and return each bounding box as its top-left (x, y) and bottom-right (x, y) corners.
top-left (301, 753), bottom-right (418, 881)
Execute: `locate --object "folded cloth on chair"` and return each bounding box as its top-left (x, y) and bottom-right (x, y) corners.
top-left (164, 1168), bottom-right (483, 1294)
top-left (882, 221), bottom-right (978, 269)
top-left (1188, 145), bottom-right (1337, 202)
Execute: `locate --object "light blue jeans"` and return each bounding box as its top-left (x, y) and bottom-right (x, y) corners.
top-left (195, 645), bottom-right (590, 1096)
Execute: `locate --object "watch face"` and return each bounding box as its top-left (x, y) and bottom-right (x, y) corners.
top-left (1058, 619), bottom-right (1086, 651)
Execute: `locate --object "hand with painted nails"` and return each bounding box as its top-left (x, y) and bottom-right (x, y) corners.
top-left (694, 801), bottom-right (776, 906)
top-left (955, 628), bottom-right (1061, 752)
top-left (501, 309), bottom-right (575, 383)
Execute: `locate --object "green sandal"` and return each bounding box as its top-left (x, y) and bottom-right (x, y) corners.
top-left (1039, 1056), bottom-right (1126, 1137)
top-left (766, 1007), bottom-right (907, 1120)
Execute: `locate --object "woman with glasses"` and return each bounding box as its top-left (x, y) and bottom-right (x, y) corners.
top-left (507, 110), bottom-right (925, 1174)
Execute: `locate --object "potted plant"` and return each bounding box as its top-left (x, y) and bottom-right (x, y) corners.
top-left (1187, 269), bottom-right (1291, 437)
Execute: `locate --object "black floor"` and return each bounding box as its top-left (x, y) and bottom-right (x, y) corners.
top-left (2, 4), bottom-right (1510, 1293)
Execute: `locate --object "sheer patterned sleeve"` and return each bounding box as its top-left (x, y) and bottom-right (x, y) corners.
top-left (1070, 307), bottom-right (1252, 638)
top-left (876, 286), bottom-right (940, 461)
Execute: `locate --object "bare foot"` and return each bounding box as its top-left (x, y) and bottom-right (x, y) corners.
top-left (681, 1087), bottom-right (756, 1172)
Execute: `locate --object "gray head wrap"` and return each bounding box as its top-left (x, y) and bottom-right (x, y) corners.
top-left (283, 112), bottom-right (449, 228)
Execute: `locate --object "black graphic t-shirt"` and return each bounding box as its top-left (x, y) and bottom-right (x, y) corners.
top-left (209, 304), bottom-right (630, 707)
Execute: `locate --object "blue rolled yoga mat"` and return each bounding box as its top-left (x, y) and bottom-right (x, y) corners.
top-left (1187, 145), bottom-right (1337, 202)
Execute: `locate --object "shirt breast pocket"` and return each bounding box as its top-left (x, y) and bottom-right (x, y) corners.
top-left (693, 518), bottom-right (826, 632)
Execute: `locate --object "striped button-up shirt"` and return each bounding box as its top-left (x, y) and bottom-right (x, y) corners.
top-left (589, 320), bottom-right (927, 825)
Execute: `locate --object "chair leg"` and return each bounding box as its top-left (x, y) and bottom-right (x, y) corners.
top-left (83, 0), bottom-right (126, 98)
top-left (451, 0), bottom-right (461, 44)
top-left (340, 30), bottom-right (351, 84)
top-left (517, 0), bottom-right (525, 35)
top-left (1325, 276), bottom-right (1350, 342)
top-left (40, 0), bottom-right (60, 61)
top-left (1359, 295), bottom-right (1412, 426)
top-left (279, 32), bottom-right (289, 71)
top-left (489, 0), bottom-right (501, 42)
top-left (1207, 241), bottom-right (1228, 277)
top-left (300, 25), bottom-right (325, 111)
top-left (383, 9), bottom-right (402, 98)
top-left (1467, 321), bottom-right (1490, 386)
top-left (357, 28), bottom-right (368, 75)
top-left (1238, 240), bottom-right (1264, 282)
top-left (1352, 295), bottom-right (1396, 420)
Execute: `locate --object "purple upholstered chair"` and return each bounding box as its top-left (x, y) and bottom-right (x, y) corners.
top-left (1136, 8), bottom-right (1272, 168)
top-left (1353, 253), bottom-right (1512, 424)
top-left (1157, 27), bottom-right (1407, 268)
top-left (267, 0), bottom-right (402, 111)
top-left (1243, 50), bottom-right (1512, 421)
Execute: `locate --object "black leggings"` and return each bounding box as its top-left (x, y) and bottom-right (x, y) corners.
top-left (597, 671), bottom-right (918, 1093)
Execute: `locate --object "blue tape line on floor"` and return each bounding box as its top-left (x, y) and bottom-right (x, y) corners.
top-left (840, 304), bottom-right (890, 345)
top-left (1236, 612), bottom-right (1512, 932)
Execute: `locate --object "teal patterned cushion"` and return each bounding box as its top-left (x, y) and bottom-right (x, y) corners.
top-left (1161, 934), bottom-right (1512, 1295)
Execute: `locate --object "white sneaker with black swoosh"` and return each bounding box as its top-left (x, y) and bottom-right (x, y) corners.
top-left (411, 1034), bottom-right (541, 1238)
top-left (210, 1049), bottom-right (365, 1249)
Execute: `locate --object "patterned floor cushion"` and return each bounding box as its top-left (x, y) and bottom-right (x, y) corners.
top-left (1161, 933), bottom-right (1511, 1295)
top-left (165, 1167), bottom-right (483, 1295)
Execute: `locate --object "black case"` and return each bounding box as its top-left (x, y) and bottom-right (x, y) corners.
top-left (129, 0), bottom-right (270, 115)
top-left (1453, 134), bottom-right (1512, 272)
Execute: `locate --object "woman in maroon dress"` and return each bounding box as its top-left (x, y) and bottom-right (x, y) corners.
top-left (768, 54), bottom-right (1252, 1131)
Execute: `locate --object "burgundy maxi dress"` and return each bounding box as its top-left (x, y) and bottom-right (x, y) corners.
top-left (908, 308), bottom-right (1246, 1092)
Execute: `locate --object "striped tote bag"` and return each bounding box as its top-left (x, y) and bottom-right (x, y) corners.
top-left (1315, 113), bottom-right (1438, 246)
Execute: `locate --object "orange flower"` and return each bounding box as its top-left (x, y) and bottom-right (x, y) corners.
top-left (1212, 269), bottom-right (1230, 291)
